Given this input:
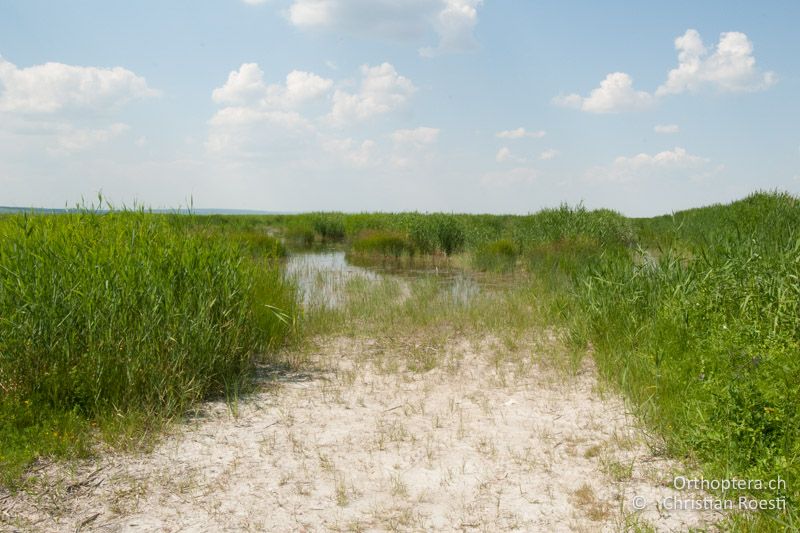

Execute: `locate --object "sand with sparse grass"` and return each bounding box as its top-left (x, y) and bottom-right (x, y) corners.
top-left (4, 331), bottom-right (720, 532)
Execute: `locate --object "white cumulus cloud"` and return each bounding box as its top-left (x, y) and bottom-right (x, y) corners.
top-left (207, 63), bottom-right (333, 155)
top-left (553, 72), bottom-right (654, 114)
top-left (0, 55), bottom-right (158, 113)
top-left (212, 63), bottom-right (332, 108)
top-left (206, 63), bottom-right (420, 165)
top-left (616, 147), bottom-right (707, 169)
top-left (656, 30), bottom-right (777, 96)
top-left (555, 30), bottom-right (774, 114)
top-left (328, 63), bottom-right (416, 125)
top-left (0, 55), bottom-right (155, 155)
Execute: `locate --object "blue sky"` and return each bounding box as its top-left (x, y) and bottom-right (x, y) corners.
top-left (1, 0), bottom-right (798, 216)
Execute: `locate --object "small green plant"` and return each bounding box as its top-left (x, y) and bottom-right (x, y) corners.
top-left (285, 223), bottom-right (316, 247)
top-left (350, 230), bottom-right (414, 259)
top-left (229, 231), bottom-right (286, 258)
top-left (311, 213), bottom-right (346, 242)
top-left (432, 214), bottom-right (465, 256)
top-left (472, 238), bottom-right (518, 272)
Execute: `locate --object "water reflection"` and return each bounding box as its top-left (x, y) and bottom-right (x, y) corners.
top-left (285, 250), bottom-right (484, 309)
top-left (285, 251), bottom-right (379, 308)
top-left (447, 275), bottom-right (480, 306)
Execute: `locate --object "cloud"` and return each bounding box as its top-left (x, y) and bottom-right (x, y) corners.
top-left (288, 0), bottom-right (435, 37)
top-left (389, 127), bottom-right (440, 169)
top-left (207, 63), bottom-right (417, 159)
top-left (286, 0), bottom-right (482, 56)
top-left (206, 106), bottom-right (316, 156)
top-left (212, 63), bottom-right (332, 108)
top-left (208, 63), bottom-right (333, 156)
top-left (0, 55), bottom-right (154, 156)
top-left (209, 107), bottom-right (313, 130)
top-left (323, 137), bottom-right (377, 167)
top-left (654, 124), bottom-right (680, 134)
top-left (495, 146), bottom-right (512, 162)
top-left (656, 30), bottom-right (777, 96)
top-left (553, 72), bottom-right (654, 114)
top-left (496, 145), bottom-right (533, 164)
top-left (615, 147), bottom-right (707, 169)
top-left (419, 0), bottom-right (483, 57)
top-left (52, 123), bottom-right (130, 154)
top-left (481, 166), bottom-right (538, 187)
top-left (587, 147), bottom-right (722, 183)
top-left (206, 63), bottom-right (420, 167)
top-left (539, 149), bottom-right (559, 160)
top-left (495, 127), bottom-right (546, 139)
top-left (392, 126), bottom-right (440, 146)
top-left (0, 55), bottom-right (158, 114)
top-left (328, 63), bottom-right (416, 125)
top-left (211, 63), bottom-right (268, 106)
top-left (555, 30), bottom-right (774, 114)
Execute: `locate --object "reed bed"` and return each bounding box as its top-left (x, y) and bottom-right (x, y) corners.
top-left (0, 209), bottom-right (295, 484)
top-left (570, 192), bottom-right (799, 530)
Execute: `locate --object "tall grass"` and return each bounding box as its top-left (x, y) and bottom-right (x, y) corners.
top-left (472, 239), bottom-right (518, 272)
top-left (350, 230), bottom-right (415, 260)
top-left (558, 192), bottom-right (799, 529)
top-left (267, 205), bottom-right (631, 256)
top-left (0, 209), bottom-right (295, 483)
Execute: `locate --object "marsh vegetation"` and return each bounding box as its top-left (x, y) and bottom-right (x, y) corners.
top-left (1, 192), bottom-right (797, 531)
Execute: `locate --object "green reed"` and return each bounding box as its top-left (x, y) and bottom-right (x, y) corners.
top-left (0, 209), bottom-right (295, 484)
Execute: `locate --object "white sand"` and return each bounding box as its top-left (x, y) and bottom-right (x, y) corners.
top-left (3, 335), bottom-right (721, 532)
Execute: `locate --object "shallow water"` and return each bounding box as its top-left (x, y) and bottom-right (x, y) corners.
top-left (285, 251), bottom-right (380, 308)
top-left (285, 250), bottom-right (481, 308)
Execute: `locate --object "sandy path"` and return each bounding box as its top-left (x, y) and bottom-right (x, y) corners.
top-left (4, 334), bottom-right (719, 532)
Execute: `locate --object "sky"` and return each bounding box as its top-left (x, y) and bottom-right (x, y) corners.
top-left (1, 0), bottom-right (798, 216)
